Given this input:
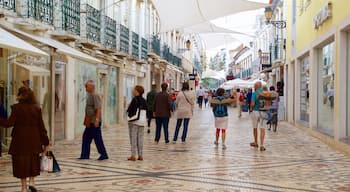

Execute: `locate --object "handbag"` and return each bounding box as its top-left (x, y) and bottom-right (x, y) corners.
top-left (41, 151), bottom-right (61, 173)
top-left (127, 107), bottom-right (147, 126)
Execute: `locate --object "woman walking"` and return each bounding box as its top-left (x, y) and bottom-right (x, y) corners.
top-left (127, 85), bottom-right (147, 161)
top-left (172, 82), bottom-right (195, 144)
top-left (210, 88), bottom-right (234, 150)
top-left (0, 87), bottom-right (50, 192)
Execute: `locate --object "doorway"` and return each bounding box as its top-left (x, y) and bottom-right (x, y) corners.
top-left (97, 71), bottom-right (108, 126)
top-left (54, 62), bottom-right (66, 140)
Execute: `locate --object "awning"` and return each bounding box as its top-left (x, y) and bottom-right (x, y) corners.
top-left (6, 27), bottom-right (101, 64)
top-left (0, 27), bottom-right (48, 57)
top-left (15, 62), bottom-right (50, 76)
top-left (152, 0), bottom-right (268, 32)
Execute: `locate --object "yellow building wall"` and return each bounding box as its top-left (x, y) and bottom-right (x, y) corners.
top-left (295, 0), bottom-right (349, 52)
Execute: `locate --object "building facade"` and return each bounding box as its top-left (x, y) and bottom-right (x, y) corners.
top-left (0, 0), bottom-right (197, 150)
top-left (286, 0), bottom-right (350, 153)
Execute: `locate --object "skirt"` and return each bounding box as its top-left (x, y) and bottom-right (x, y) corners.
top-left (12, 154), bottom-right (41, 178)
top-left (215, 116), bottom-right (228, 128)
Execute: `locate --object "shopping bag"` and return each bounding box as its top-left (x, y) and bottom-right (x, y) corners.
top-left (41, 151), bottom-right (61, 173)
top-left (50, 151), bottom-right (61, 173)
top-left (40, 152), bottom-right (53, 172)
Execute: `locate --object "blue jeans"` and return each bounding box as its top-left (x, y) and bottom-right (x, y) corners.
top-left (173, 118), bottom-right (190, 142)
top-left (155, 117), bottom-right (169, 143)
top-left (80, 123), bottom-right (108, 159)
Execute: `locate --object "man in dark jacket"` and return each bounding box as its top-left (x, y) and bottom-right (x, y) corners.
top-left (153, 83), bottom-right (172, 143)
top-left (146, 85), bottom-right (157, 134)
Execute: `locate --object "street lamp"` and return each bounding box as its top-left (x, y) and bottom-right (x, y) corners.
top-left (178, 39), bottom-right (191, 54)
top-left (264, 7), bottom-right (286, 29)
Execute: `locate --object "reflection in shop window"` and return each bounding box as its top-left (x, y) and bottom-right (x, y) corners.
top-left (300, 56), bottom-right (310, 123)
top-left (347, 33), bottom-right (350, 136)
top-left (317, 42), bottom-right (335, 136)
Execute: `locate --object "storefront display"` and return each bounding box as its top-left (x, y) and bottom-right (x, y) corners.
top-left (0, 48), bottom-right (52, 148)
top-left (317, 42), bottom-right (335, 136)
top-left (300, 56), bottom-right (310, 123)
top-left (75, 61), bottom-right (97, 134)
top-left (107, 67), bottom-right (118, 125)
top-left (347, 33), bottom-right (350, 136)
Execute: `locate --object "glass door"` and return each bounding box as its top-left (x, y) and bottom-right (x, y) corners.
top-left (300, 56), bottom-right (310, 123)
top-left (347, 33), bottom-right (350, 136)
top-left (54, 63), bottom-right (66, 141)
top-left (317, 42), bottom-right (335, 136)
top-left (98, 72), bottom-right (107, 125)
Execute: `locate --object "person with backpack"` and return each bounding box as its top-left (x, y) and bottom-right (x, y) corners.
top-left (210, 88), bottom-right (235, 150)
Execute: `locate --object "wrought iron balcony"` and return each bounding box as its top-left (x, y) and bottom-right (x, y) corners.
top-left (141, 38), bottom-right (148, 61)
top-left (27, 0), bottom-right (53, 25)
top-left (173, 56), bottom-right (181, 67)
top-left (259, 52), bottom-right (271, 71)
top-left (86, 4), bottom-right (101, 43)
top-left (271, 38), bottom-right (286, 63)
top-left (103, 15), bottom-right (116, 49)
top-left (132, 32), bottom-right (139, 58)
top-left (61, 0), bottom-right (80, 35)
top-left (0, 0), bottom-right (15, 11)
top-left (149, 35), bottom-right (160, 56)
top-left (117, 24), bottom-right (129, 54)
top-left (161, 44), bottom-right (170, 61)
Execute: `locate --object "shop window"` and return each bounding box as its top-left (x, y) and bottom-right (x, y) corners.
top-left (300, 56), bottom-right (310, 123)
top-left (347, 33), bottom-right (350, 136)
top-left (317, 42), bottom-right (335, 136)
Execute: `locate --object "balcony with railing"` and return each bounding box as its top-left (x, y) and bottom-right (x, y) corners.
top-left (149, 35), bottom-right (161, 56)
top-left (117, 24), bottom-right (129, 54)
top-left (161, 44), bottom-right (170, 60)
top-left (141, 38), bottom-right (148, 61)
top-left (271, 38), bottom-right (285, 63)
top-left (132, 32), bottom-right (139, 58)
top-left (0, 0), bottom-right (15, 11)
top-left (103, 15), bottom-right (116, 49)
top-left (85, 4), bottom-right (101, 43)
top-left (61, 0), bottom-right (80, 35)
top-left (259, 52), bottom-right (271, 71)
top-left (27, 0), bottom-right (53, 25)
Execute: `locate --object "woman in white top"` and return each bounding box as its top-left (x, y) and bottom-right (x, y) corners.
top-left (172, 82), bottom-right (195, 144)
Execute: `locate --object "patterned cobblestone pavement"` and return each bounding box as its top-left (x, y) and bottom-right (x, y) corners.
top-left (1, 106), bottom-right (350, 192)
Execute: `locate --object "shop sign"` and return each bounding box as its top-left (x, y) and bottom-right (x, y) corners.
top-left (189, 74), bottom-right (195, 80)
top-left (313, 2), bottom-right (332, 29)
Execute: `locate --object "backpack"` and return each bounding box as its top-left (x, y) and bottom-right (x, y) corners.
top-left (213, 97), bottom-right (228, 117)
top-left (257, 91), bottom-right (277, 111)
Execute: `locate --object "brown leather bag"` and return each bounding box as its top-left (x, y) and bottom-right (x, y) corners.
top-left (83, 116), bottom-right (92, 127)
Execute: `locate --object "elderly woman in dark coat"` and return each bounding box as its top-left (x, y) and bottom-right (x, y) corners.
top-left (0, 87), bottom-right (50, 192)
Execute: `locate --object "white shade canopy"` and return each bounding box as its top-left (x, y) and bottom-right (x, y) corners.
top-left (6, 27), bottom-right (101, 64)
top-left (220, 78), bottom-right (267, 89)
top-left (0, 27), bottom-right (48, 57)
top-left (184, 22), bottom-right (238, 34)
top-left (152, 0), bottom-right (268, 32)
top-left (202, 69), bottom-right (226, 80)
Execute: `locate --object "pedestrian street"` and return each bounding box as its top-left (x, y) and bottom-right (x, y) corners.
top-left (1, 106), bottom-right (350, 192)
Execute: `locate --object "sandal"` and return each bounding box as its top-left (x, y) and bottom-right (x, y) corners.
top-left (260, 146), bottom-right (266, 151)
top-left (250, 142), bottom-right (258, 148)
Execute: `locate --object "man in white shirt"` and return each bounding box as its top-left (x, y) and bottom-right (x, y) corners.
top-left (196, 87), bottom-right (205, 108)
